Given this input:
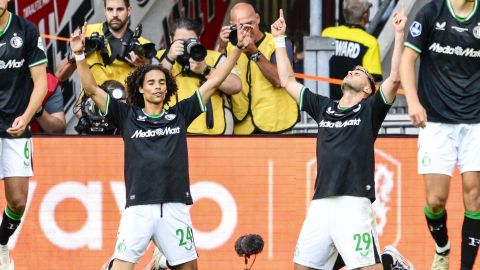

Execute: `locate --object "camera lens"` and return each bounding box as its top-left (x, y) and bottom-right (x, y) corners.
top-left (187, 42), bottom-right (207, 62)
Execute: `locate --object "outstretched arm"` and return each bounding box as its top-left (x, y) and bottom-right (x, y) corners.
top-left (380, 6), bottom-right (407, 103)
top-left (70, 23), bottom-right (108, 114)
top-left (271, 9), bottom-right (303, 103)
top-left (198, 24), bottom-right (252, 103)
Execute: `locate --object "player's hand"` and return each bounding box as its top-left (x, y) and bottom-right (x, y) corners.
top-left (126, 51), bottom-right (150, 67)
top-left (407, 98), bottom-right (427, 128)
top-left (70, 22), bottom-right (87, 54)
top-left (271, 9), bottom-right (287, 37)
top-left (6, 115), bottom-right (28, 137)
top-left (189, 59), bottom-right (208, 75)
top-left (167, 39), bottom-right (185, 61)
top-left (392, 5), bottom-right (407, 33)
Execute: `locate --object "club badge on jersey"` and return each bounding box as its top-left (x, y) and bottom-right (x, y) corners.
top-left (410, 21), bottom-right (422, 37)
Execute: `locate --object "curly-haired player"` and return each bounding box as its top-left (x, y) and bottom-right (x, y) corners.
top-left (70, 22), bottom-right (252, 270)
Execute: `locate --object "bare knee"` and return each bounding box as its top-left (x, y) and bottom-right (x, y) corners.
top-left (6, 195), bottom-right (27, 213)
top-left (426, 195), bottom-right (448, 213)
top-left (463, 186), bottom-right (480, 211)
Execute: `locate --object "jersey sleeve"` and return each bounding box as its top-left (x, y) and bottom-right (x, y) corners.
top-left (362, 40), bottom-right (382, 79)
top-left (101, 96), bottom-right (130, 131)
top-left (370, 87), bottom-right (393, 134)
top-left (299, 87), bottom-right (330, 122)
top-left (405, 4), bottom-right (434, 54)
top-left (173, 90), bottom-right (207, 126)
top-left (25, 22), bottom-right (47, 68)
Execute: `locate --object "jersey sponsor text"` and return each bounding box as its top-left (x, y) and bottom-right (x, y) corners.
top-left (318, 118), bottom-right (361, 128)
top-left (131, 126), bottom-right (181, 138)
top-left (429, 42), bottom-right (480, 58)
top-left (0, 59), bottom-right (25, 69)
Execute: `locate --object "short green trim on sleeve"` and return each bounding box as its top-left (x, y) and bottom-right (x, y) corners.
top-left (404, 42), bottom-right (422, 54)
top-left (424, 204), bottom-right (446, 220)
top-left (99, 95), bottom-right (110, 116)
top-left (465, 211), bottom-right (480, 220)
top-left (379, 86), bottom-right (395, 105)
top-left (28, 58), bottom-right (48, 68)
top-left (196, 90), bottom-right (207, 112)
top-left (299, 87), bottom-right (307, 110)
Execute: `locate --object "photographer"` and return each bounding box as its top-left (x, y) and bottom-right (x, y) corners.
top-left (158, 18), bottom-right (241, 135)
top-left (217, 3), bottom-right (298, 134)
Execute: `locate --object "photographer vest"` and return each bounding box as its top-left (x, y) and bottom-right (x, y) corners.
top-left (157, 49), bottom-right (227, 134)
top-left (84, 23), bottom-right (151, 86)
top-left (227, 32), bottom-right (298, 134)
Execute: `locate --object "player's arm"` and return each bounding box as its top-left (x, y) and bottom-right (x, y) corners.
top-left (380, 6), bottom-right (407, 102)
top-left (71, 23), bottom-right (108, 113)
top-left (400, 46), bottom-right (425, 128)
top-left (54, 52), bottom-right (77, 82)
top-left (198, 24), bottom-right (252, 103)
top-left (189, 55), bottom-right (242, 95)
top-left (271, 9), bottom-right (303, 103)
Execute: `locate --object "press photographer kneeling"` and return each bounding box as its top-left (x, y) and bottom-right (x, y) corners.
top-left (54, 0), bottom-right (156, 134)
top-left (158, 18), bottom-right (241, 135)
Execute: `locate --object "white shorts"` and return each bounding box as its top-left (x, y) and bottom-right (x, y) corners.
top-left (294, 196), bottom-right (381, 270)
top-left (0, 138), bottom-right (33, 179)
top-left (113, 203), bottom-right (197, 265)
top-left (418, 122), bottom-right (480, 175)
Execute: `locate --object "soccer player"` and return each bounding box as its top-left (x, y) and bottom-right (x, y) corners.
top-left (272, 7), bottom-right (406, 270)
top-left (0, 0), bottom-right (48, 268)
top-left (400, 0), bottom-right (480, 269)
top-left (70, 22), bottom-right (251, 270)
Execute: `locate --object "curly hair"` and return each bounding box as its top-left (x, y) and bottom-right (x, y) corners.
top-left (125, 64), bottom-right (177, 108)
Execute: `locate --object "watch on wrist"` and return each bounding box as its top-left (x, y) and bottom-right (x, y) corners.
top-left (250, 51), bottom-right (262, 62)
top-left (203, 65), bottom-right (212, 77)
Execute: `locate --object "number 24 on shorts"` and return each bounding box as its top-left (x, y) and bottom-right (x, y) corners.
top-left (176, 226), bottom-right (194, 250)
top-left (353, 232), bottom-right (372, 257)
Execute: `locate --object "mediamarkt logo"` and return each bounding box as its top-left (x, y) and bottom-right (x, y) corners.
top-left (429, 42), bottom-right (480, 57)
top-left (318, 118), bottom-right (361, 128)
top-left (0, 59), bottom-right (25, 69)
top-left (131, 127), bottom-right (180, 138)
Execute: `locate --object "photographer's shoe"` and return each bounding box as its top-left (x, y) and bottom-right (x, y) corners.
top-left (383, 245), bottom-right (414, 270)
top-left (145, 247), bottom-right (167, 270)
top-left (0, 245), bottom-right (14, 270)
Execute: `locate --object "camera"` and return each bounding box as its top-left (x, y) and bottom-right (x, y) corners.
top-left (120, 24), bottom-right (157, 60)
top-left (75, 83), bottom-right (126, 135)
top-left (85, 32), bottom-right (107, 54)
top-left (234, 234), bottom-right (264, 258)
top-left (228, 24), bottom-right (243, 46)
top-left (176, 38), bottom-right (207, 66)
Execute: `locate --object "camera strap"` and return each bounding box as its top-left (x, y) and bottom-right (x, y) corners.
top-left (102, 23), bottom-right (134, 65)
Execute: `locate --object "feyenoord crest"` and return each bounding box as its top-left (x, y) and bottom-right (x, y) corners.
top-left (10, 33), bottom-right (23, 48)
top-left (473, 24), bottom-right (480, 39)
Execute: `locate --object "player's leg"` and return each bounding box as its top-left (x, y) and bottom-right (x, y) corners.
top-left (152, 203), bottom-right (198, 270)
top-left (293, 199), bottom-right (337, 270)
top-left (0, 138), bottom-right (33, 269)
top-left (458, 123), bottom-right (480, 270)
top-left (418, 123), bottom-right (456, 269)
top-left (331, 196), bottom-right (382, 270)
top-left (111, 205), bottom-right (155, 270)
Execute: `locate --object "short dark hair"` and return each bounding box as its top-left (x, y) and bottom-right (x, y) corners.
top-left (103, 0), bottom-right (130, 8)
top-left (125, 65), bottom-right (177, 107)
top-left (170, 18), bottom-right (203, 37)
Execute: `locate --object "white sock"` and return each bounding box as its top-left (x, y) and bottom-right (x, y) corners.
top-left (436, 241), bottom-right (450, 254)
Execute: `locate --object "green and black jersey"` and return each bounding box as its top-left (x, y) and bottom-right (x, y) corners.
top-left (103, 91), bottom-right (206, 208)
top-left (405, 0), bottom-right (480, 123)
top-left (322, 25), bottom-right (382, 100)
top-left (0, 12), bottom-right (47, 138)
top-left (300, 87), bottom-right (392, 201)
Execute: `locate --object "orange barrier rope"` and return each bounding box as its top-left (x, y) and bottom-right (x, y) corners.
top-left (41, 34), bottom-right (70, 42)
top-left (39, 34), bottom-right (406, 95)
